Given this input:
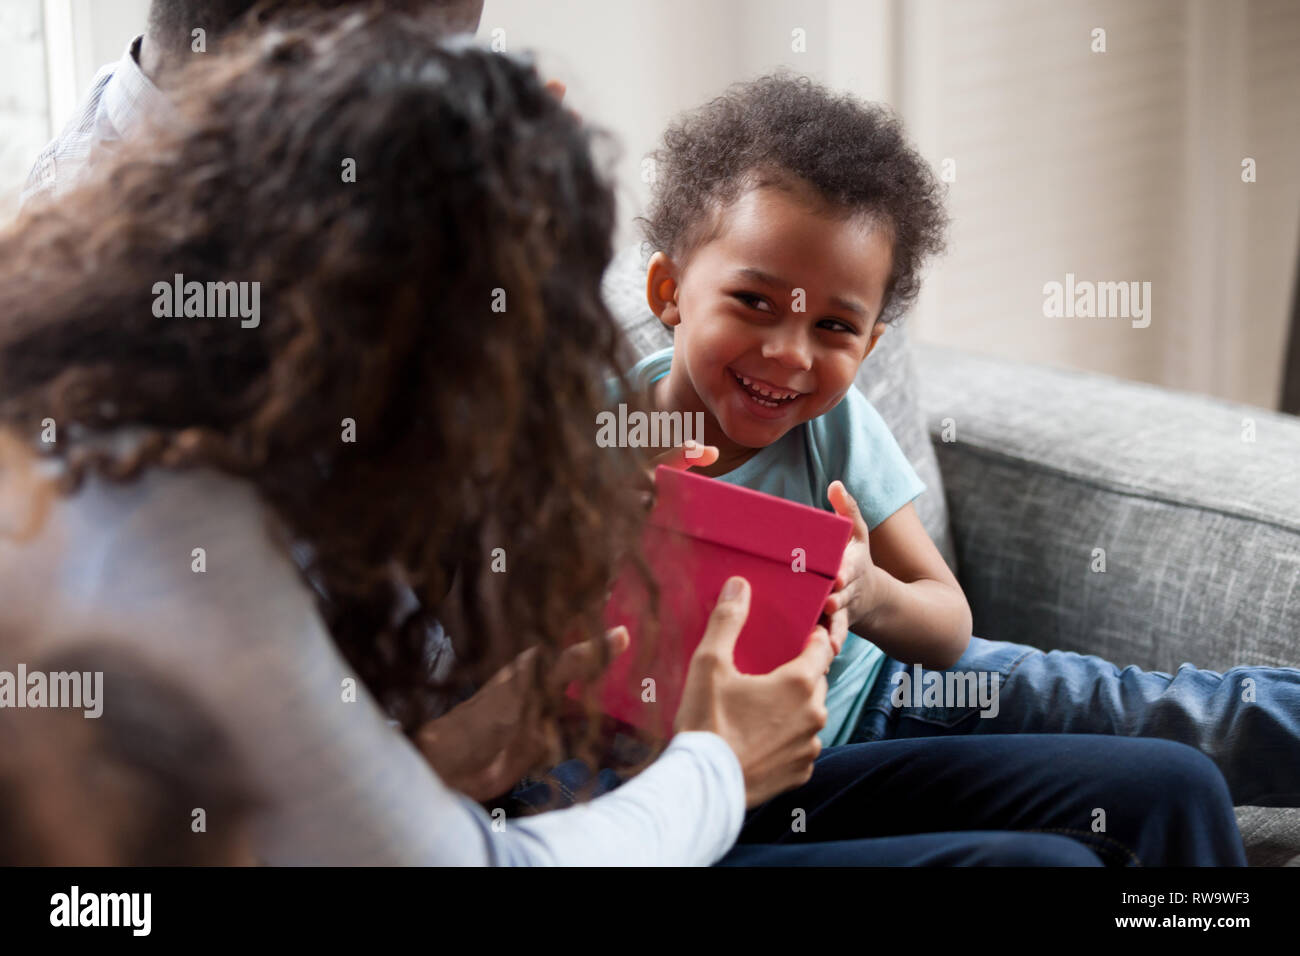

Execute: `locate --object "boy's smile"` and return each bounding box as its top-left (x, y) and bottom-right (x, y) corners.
top-left (648, 182), bottom-right (894, 475)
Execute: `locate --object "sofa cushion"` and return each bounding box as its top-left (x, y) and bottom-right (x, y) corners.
top-left (1236, 807), bottom-right (1300, 866)
top-left (914, 344), bottom-right (1300, 675)
top-left (601, 243), bottom-right (957, 571)
top-left (916, 344), bottom-right (1300, 864)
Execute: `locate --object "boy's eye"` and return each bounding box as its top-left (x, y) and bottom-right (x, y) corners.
top-left (819, 318), bottom-right (858, 334)
top-left (732, 292), bottom-right (775, 314)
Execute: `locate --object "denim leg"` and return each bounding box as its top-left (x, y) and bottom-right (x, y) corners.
top-left (503, 758), bottom-right (626, 816)
top-left (733, 734), bottom-right (1246, 866)
top-left (853, 636), bottom-right (1300, 807)
top-left (718, 830), bottom-right (1103, 866)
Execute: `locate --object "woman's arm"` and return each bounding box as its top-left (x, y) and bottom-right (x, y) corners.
top-left (0, 466), bottom-right (746, 865)
top-left (476, 732), bottom-right (743, 865)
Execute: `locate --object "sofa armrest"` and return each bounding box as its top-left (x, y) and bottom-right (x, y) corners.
top-left (914, 344), bottom-right (1300, 673)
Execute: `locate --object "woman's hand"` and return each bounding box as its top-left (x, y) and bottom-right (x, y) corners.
top-left (415, 628), bottom-right (630, 801)
top-left (674, 576), bottom-right (839, 808)
top-left (823, 481), bottom-right (888, 631)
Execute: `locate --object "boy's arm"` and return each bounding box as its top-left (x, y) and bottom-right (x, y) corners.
top-left (824, 483), bottom-right (972, 670)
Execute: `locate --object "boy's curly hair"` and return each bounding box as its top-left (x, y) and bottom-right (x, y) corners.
top-left (643, 72), bottom-right (949, 324)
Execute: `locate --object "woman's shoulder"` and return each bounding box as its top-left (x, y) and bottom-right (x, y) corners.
top-left (0, 462), bottom-right (484, 863)
top-left (3, 463), bottom-right (272, 580)
top-left (0, 463), bottom-right (311, 663)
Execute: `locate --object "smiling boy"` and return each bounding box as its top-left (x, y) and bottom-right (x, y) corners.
top-left (619, 71), bottom-right (1300, 825)
top-left (631, 73), bottom-right (972, 746)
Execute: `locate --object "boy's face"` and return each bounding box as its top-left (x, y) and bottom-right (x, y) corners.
top-left (648, 185), bottom-right (893, 463)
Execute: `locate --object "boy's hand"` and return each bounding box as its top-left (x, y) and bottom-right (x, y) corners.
top-left (823, 481), bottom-right (887, 630)
top-left (633, 442), bottom-right (719, 511)
top-left (648, 440), bottom-right (719, 475)
top-left (820, 605), bottom-right (849, 658)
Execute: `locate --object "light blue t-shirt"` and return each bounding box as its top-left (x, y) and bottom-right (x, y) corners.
top-left (628, 347), bottom-right (926, 746)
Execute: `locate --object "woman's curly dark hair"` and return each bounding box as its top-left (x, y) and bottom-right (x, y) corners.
top-left (643, 71), bottom-right (949, 324)
top-left (0, 10), bottom-right (648, 739)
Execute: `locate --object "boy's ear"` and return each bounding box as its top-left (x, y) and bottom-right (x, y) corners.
top-left (646, 251), bottom-right (682, 328)
top-left (862, 320), bottom-right (887, 359)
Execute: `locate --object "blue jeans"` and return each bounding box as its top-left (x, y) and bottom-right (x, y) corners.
top-left (720, 734), bottom-right (1244, 865)
top-left (507, 758), bottom-right (626, 813)
top-left (513, 733), bottom-right (1245, 865)
top-left (851, 636), bottom-right (1300, 807)
top-left (507, 634), bottom-right (1272, 864)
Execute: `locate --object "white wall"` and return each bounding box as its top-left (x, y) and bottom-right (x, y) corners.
top-left (896, 0), bottom-right (1300, 410)
top-left (1, 0), bottom-right (1296, 408)
top-left (485, 0), bottom-right (1300, 409)
top-left (41, 0), bottom-right (150, 134)
top-left (477, 0), bottom-right (897, 249)
top-left (0, 0), bottom-right (50, 220)
top-left (80, 0), bottom-right (150, 87)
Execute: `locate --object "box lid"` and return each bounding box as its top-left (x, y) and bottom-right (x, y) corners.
top-left (647, 465), bottom-right (852, 580)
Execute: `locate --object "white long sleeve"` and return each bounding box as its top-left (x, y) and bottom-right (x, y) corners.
top-left (0, 467), bottom-right (746, 865)
top-left (470, 731), bottom-right (745, 866)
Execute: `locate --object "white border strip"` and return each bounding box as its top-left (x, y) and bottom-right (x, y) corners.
top-left (41, 0), bottom-right (77, 137)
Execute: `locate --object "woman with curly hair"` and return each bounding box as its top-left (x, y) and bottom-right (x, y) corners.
top-left (0, 9), bottom-right (1247, 866)
top-left (0, 10), bottom-right (837, 865)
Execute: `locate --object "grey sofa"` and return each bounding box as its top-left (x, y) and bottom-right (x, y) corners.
top-left (603, 244), bottom-right (1300, 866)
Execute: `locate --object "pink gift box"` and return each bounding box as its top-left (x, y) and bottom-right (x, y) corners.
top-left (591, 465), bottom-right (852, 737)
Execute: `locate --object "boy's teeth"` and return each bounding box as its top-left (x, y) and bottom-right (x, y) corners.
top-left (735, 371), bottom-right (797, 403)
top-left (753, 380), bottom-right (790, 398)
